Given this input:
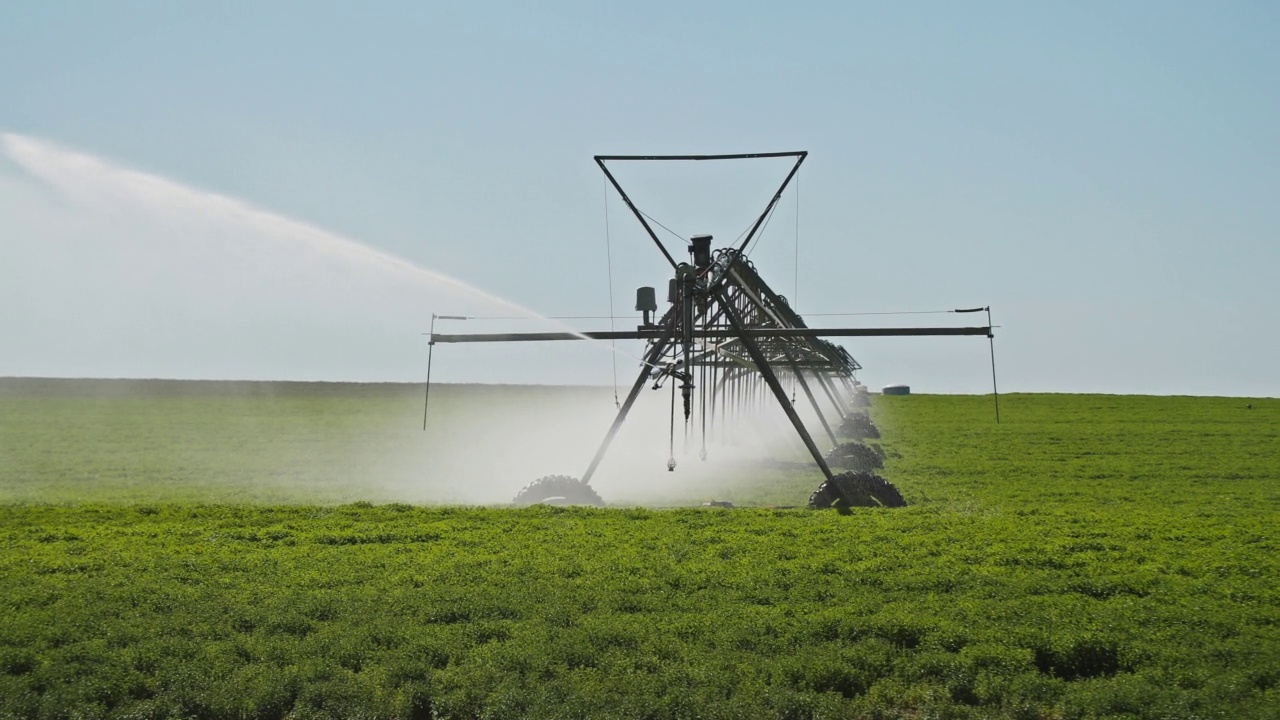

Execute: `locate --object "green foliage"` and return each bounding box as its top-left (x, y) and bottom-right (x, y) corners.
top-left (1, 381), bottom-right (1278, 718)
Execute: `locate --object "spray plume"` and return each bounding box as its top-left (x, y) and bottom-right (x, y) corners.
top-left (0, 132), bottom-right (574, 327)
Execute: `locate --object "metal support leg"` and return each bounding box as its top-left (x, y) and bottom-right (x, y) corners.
top-left (715, 289), bottom-right (834, 482)
top-left (781, 348), bottom-right (838, 448)
top-left (580, 323), bottom-right (675, 485)
top-left (987, 307), bottom-right (1000, 424)
top-left (838, 375), bottom-right (860, 409)
top-left (422, 313), bottom-right (438, 431)
top-left (813, 371), bottom-right (848, 420)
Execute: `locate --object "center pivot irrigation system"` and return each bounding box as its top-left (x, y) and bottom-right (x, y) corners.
top-left (424, 152), bottom-right (997, 509)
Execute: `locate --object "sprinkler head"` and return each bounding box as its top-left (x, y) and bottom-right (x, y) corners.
top-left (667, 458), bottom-right (677, 472)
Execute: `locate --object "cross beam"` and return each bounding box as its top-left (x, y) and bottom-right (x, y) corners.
top-left (429, 326), bottom-right (992, 344)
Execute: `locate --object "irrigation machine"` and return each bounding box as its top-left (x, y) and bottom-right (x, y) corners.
top-left (424, 152), bottom-right (996, 509)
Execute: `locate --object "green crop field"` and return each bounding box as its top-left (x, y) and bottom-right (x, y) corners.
top-left (1, 379), bottom-right (1277, 719)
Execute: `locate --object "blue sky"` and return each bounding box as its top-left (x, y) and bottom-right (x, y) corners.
top-left (1, 2), bottom-right (1276, 395)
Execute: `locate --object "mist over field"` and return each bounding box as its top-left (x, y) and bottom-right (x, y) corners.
top-left (2, 382), bottom-right (1276, 718)
top-left (0, 378), bottom-right (827, 507)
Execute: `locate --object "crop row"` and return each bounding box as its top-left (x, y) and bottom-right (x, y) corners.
top-left (2, 498), bottom-right (1276, 719)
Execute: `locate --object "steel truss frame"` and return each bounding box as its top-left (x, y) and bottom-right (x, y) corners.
top-left (427, 153), bottom-right (994, 499)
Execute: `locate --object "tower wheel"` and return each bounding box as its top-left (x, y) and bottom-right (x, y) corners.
top-left (512, 475), bottom-right (605, 507)
top-left (808, 471), bottom-right (906, 509)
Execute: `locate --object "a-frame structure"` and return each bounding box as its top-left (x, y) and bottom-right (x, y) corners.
top-left (428, 152), bottom-right (993, 506)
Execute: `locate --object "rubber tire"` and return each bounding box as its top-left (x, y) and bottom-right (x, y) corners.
top-left (808, 471), bottom-right (906, 509)
top-left (823, 442), bottom-right (885, 472)
top-left (839, 413), bottom-right (881, 440)
top-left (512, 475), bottom-right (605, 507)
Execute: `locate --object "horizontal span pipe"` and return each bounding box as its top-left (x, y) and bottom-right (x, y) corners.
top-left (430, 326), bottom-right (993, 344)
top-left (595, 151), bottom-right (805, 162)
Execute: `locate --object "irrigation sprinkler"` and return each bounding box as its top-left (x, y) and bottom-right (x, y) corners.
top-left (424, 152), bottom-right (996, 508)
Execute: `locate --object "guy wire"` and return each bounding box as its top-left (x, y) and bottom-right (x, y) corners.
top-left (793, 172), bottom-right (800, 310)
top-left (604, 177), bottom-right (619, 407)
top-left (792, 177), bottom-right (800, 400)
top-left (638, 209), bottom-right (686, 244)
top-left (744, 194), bottom-right (781, 256)
top-left (791, 174), bottom-right (800, 399)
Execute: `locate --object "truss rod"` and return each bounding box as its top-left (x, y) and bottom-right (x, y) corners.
top-left (594, 152), bottom-right (806, 161)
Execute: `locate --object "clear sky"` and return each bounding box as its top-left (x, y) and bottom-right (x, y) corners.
top-left (1, 2), bottom-right (1276, 395)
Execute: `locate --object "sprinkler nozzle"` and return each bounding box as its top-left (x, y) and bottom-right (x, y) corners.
top-left (667, 458), bottom-right (677, 472)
